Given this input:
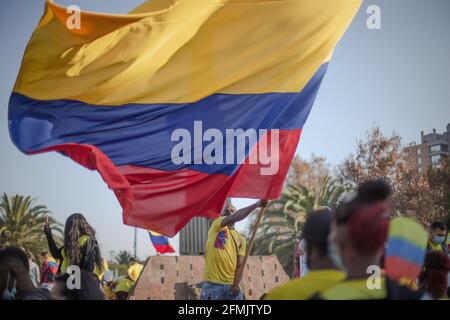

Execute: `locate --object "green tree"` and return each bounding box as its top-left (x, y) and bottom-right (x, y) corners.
top-left (108, 262), bottom-right (129, 277)
top-left (0, 193), bottom-right (62, 260)
top-left (114, 250), bottom-right (133, 265)
top-left (250, 177), bottom-right (346, 277)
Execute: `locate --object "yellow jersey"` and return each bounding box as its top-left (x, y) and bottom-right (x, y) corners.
top-left (204, 217), bottom-right (246, 285)
top-left (60, 235), bottom-right (89, 273)
top-left (320, 277), bottom-right (387, 300)
top-left (128, 263), bottom-right (144, 282)
top-left (265, 270), bottom-right (345, 300)
top-left (428, 240), bottom-right (444, 252)
top-left (115, 278), bottom-right (134, 293)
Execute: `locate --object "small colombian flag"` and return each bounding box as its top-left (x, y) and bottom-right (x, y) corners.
top-left (148, 230), bottom-right (175, 254)
top-left (385, 217), bottom-right (428, 282)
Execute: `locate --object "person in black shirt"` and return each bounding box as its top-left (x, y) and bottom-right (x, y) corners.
top-left (51, 270), bottom-right (105, 300)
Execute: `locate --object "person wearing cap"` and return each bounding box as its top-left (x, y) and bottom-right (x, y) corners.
top-left (320, 179), bottom-right (422, 300)
top-left (265, 207), bottom-right (345, 300)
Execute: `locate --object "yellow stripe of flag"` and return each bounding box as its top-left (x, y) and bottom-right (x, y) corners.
top-left (14, 0), bottom-right (362, 106)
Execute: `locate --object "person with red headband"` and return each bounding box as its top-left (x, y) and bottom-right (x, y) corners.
top-left (319, 179), bottom-right (422, 300)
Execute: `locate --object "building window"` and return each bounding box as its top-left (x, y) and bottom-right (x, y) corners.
top-left (417, 158), bottom-right (422, 167)
top-left (417, 148), bottom-right (421, 156)
top-left (430, 144), bottom-right (449, 153)
top-left (430, 145), bottom-right (440, 153)
top-left (431, 154), bottom-right (441, 165)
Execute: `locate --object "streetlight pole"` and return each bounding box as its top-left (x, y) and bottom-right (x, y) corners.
top-left (133, 227), bottom-right (137, 258)
top-left (108, 250), bottom-right (116, 263)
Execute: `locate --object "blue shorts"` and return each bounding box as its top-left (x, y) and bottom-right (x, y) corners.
top-left (200, 281), bottom-right (244, 300)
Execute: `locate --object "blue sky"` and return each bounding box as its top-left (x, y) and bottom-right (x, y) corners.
top-left (1, 0), bottom-right (449, 259)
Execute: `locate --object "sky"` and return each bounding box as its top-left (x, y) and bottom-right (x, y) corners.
top-left (0, 0), bottom-right (449, 260)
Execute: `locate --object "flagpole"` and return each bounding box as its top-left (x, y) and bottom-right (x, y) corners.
top-left (234, 202), bottom-right (269, 290)
top-left (133, 227), bottom-right (137, 258)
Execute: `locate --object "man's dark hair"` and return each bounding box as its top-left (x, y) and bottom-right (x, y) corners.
top-left (302, 207), bottom-right (333, 255)
top-left (129, 257), bottom-right (136, 263)
top-left (335, 179), bottom-right (391, 224)
top-left (221, 203), bottom-right (236, 217)
top-left (334, 179), bottom-right (391, 254)
top-left (430, 221), bottom-right (447, 231)
top-left (355, 179), bottom-right (392, 204)
top-left (0, 247), bottom-right (30, 271)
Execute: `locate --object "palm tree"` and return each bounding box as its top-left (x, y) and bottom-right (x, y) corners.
top-left (114, 250), bottom-right (133, 265)
top-left (0, 193), bottom-right (62, 260)
top-left (250, 177), bottom-right (346, 277)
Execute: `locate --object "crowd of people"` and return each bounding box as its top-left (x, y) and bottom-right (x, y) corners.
top-left (0, 213), bottom-right (144, 300)
top-left (201, 179), bottom-right (450, 300)
top-left (266, 180), bottom-right (450, 300)
top-left (1, 179), bottom-right (449, 300)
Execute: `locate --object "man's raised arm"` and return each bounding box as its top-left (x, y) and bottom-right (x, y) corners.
top-left (220, 200), bottom-right (269, 228)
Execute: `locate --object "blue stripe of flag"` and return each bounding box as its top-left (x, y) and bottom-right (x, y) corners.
top-left (386, 237), bottom-right (426, 266)
top-left (148, 232), bottom-right (170, 246)
top-left (9, 63), bottom-right (328, 176)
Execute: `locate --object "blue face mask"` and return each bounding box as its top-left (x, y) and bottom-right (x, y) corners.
top-left (3, 273), bottom-right (17, 300)
top-left (328, 241), bottom-right (346, 271)
top-left (433, 235), bottom-right (445, 245)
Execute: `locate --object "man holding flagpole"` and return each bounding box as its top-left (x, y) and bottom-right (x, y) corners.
top-left (200, 200), bottom-right (268, 300)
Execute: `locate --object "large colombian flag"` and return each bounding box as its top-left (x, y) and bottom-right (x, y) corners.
top-left (9, 0), bottom-right (361, 236)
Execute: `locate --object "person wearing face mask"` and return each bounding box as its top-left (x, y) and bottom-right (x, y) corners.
top-left (0, 247), bottom-right (52, 300)
top-left (319, 179), bottom-right (422, 300)
top-left (265, 207), bottom-right (345, 300)
top-left (427, 221), bottom-right (448, 254)
top-left (424, 220), bottom-right (449, 297)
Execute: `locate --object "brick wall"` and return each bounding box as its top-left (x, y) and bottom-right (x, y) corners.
top-left (129, 255), bottom-right (289, 300)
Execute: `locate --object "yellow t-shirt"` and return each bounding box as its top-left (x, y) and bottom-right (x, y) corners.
top-left (60, 235), bottom-right (106, 277)
top-left (60, 235), bottom-right (90, 273)
top-left (320, 277), bottom-right (387, 300)
top-left (204, 217), bottom-right (247, 285)
top-left (428, 240), bottom-right (444, 252)
top-left (115, 278), bottom-right (134, 293)
top-left (128, 263), bottom-right (144, 281)
top-left (265, 270), bottom-right (346, 300)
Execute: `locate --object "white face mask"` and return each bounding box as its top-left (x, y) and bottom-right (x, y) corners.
top-left (3, 272), bottom-right (17, 300)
